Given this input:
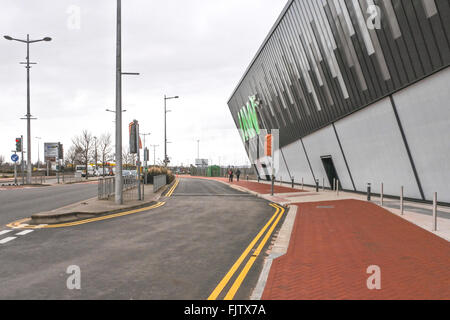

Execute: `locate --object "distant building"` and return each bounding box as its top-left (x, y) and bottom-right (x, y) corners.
top-left (228, 0), bottom-right (450, 203)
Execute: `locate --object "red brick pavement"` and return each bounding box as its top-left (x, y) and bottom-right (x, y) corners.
top-left (262, 199), bottom-right (450, 300)
top-left (180, 175), bottom-right (303, 194)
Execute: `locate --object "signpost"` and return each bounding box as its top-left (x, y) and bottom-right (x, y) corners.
top-left (11, 153), bottom-right (19, 184)
top-left (129, 120), bottom-right (142, 201)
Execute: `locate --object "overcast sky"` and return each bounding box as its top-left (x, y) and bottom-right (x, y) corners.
top-left (0, 0), bottom-right (286, 167)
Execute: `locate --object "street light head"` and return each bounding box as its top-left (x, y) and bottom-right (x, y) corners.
top-left (4, 35), bottom-right (13, 40)
top-left (174, 96), bottom-right (179, 99)
top-left (43, 37), bottom-right (52, 42)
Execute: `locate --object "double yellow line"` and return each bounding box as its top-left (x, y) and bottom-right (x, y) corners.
top-left (7, 179), bottom-right (182, 229)
top-left (208, 203), bottom-right (285, 300)
top-left (7, 202), bottom-right (166, 229)
top-left (165, 179), bottom-right (179, 197)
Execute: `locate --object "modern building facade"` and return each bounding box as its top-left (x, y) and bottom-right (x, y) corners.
top-left (228, 0), bottom-right (450, 203)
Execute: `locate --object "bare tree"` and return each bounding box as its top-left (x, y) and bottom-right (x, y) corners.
top-left (122, 147), bottom-right (136, 170)
top-left (72, 130), bottom-right (93, 179)
top-left (99, 133), bottom-right (113, 176)
top-left (65, 145), bottom-right (83, 170)
top-left (0, 155), bottom-right (4, 172)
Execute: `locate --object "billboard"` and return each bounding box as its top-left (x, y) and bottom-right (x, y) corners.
top-left (195, 159), bottom-right (209, 167)
top-left (44, 143), bottom-right (59, 162)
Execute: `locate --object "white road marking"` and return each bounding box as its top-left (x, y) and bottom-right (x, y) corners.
top-left (0, 230), bottom-right (13, 235)
top-left (0, 237), bottom-right (17, 244)
top-left (13, 224), bottom-right (29, 229)
top-left (15, 230), bottom-right (34, 236)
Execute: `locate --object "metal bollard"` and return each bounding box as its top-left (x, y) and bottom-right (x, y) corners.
top-left (280, 176), bottom-right (282, 186)
top-left (400, 186), bottom-right (404, 215)
top-left (333, 178), bottom-right (336, 191)
top-left (291, 177), bottom-right (294, 189)
top-left (258, 176), bottom-right (260, 183)
top-left (367, 183), bottom-right (371, 201)
top-left (315, 179), bottom-right (319, 192)
top-left (322, 177), bottom-right (325, 191)
top-left (302, 177), bottom-right (304, 190)
top-left (336, 180), bottom-right (339, 196)
top-left (432, 192), bottom-right (437, 231)
top-left (380, 182), bottom-right (384, 206)
top-left (271, 175), bottom-right (274, 196)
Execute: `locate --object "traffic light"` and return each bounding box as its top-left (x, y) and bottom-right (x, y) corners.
top-left (15, 137), bottom-right (22, 152)
top-left (58, 143), bottom-right (64, 159)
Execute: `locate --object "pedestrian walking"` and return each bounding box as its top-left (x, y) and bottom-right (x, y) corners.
top-left (228, 168), bottom-right (234, 182)
top-left (236, 169), bottom-right (241, 182)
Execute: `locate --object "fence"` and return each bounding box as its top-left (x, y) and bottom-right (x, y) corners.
top-left (190, 166), bottom-right (257, 180)
top-left (153, 174), bottom-right (167, 192)
top-left (98, 176), bottom-right (139, 200)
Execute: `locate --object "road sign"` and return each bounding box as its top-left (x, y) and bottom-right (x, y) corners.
top-left (11, 154), bottom-right (19, 162)
top-left (44, 142), bottom-right (59, 162)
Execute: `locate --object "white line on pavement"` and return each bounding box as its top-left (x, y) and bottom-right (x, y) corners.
top-left (15, 230), bottom-right (34, 236)
top-left (0, 237), bottom-right (17, 244)
top-left (0, 230), bottom-right (13, 236)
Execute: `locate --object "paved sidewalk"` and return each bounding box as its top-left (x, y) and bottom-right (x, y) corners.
top-left (189, 175), bottom-right (450, 300)
top-left (261, 200), bottom-right (450, 300)
top-left (181, 176), bottom-right (305, 194)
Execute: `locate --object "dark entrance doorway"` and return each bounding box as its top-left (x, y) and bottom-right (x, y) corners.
top-left (321, 156), bottom-right (340, 190)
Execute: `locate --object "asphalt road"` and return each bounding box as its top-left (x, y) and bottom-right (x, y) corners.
top-left (0, 177), bottom-right (283, 300)
top-left (0, 182), bottom-right (98, 226)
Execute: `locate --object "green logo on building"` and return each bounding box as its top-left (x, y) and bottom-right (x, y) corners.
top-left (238, 95), bottom-right (261, 141)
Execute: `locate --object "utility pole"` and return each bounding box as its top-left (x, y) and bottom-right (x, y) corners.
top-left (4, 34), bottom-right (51, 184)
top-left (94, 136), bottom-right (98, 173)
top-left (197, 139), bottom-right (200, 160)
top-left (164, 95), bottom-right (179, 167)
top-left (115, 0), bottom-right (123, 204)
top-left (114, 0), bottom-right (140, 203)
top-left (150, 144), bottom-right (159, 166)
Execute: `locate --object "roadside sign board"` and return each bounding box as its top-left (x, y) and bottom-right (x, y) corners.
top-left (44, 142), bottom-right (59, 162)
top-left (195, 159), bottom-right (209, 167)
top-left (11, 154), bottom-right (19, 162)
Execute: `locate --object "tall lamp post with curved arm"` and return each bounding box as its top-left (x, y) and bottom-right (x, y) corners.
top-left (164, 95), bottom-right (179, 167)
top-left (4, 34), bottom-right (52, 185)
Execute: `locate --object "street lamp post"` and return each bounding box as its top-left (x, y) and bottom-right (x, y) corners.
top-left (164, 95), bottom-right (179, 167)
top-left (150, 144), bottom-right (159, 166)
top-left (114, 0), bottom-right (140, 204)
top-left (94, 136), bottom-right (98, 174)
top-left (4, 34), bottom-right (52, 185)
top-left (197, 139), bottom-right (200, 159)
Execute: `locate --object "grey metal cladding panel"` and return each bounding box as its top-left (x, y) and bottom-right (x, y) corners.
top-left (428, 16), bottom-right (450, 66)
top-left (393, 0), bottom-right (426, 77)
top-left (228, 0), bottom-right (450, 150)
top-left (402, 0), bottom-right (435, 73)
top-left (412, 0), bottom-right (444, 68)
top-left (376, 0), bottom-right (410, 86)
top-left (323, 3), bottom-right (367, 107)
top-left (310, 20), bottom-right (350, 118)
top-left (346, 0), bottom-right (384, 98)
top-left (435, 0), bottom-right (450, 44)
